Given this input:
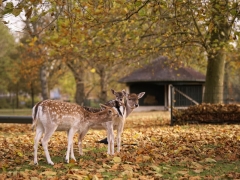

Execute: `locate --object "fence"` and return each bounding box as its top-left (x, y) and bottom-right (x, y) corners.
top-left (0, 115), bottom-right (32, 124)
top-left (170, 85), bottom-right (240, 125)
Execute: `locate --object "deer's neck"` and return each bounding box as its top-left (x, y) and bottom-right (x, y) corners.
top-left (125, 102), bottom-right (134, 118)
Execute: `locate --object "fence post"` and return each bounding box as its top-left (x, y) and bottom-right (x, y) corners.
top-left (170, 85), bottom-right (174, 126)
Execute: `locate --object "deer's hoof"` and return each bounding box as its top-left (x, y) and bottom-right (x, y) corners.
top-left (65, 159), bottom-right (69, 164)
top-left (48, 161), bottom-right (54, 165)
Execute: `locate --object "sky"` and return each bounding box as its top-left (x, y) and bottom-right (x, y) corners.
top-left (2, 0), bottom-right (26, 38)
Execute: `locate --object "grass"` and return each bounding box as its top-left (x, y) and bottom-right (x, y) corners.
top-left (158, 160), bottom-right (240, 179)
top-left (0, 109), bottom-right (32, 116)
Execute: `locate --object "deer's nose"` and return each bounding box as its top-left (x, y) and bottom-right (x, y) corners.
top-left (135, 104), bottom-right (139, 107)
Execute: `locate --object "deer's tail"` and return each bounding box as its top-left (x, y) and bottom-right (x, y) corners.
top-left (31, 101), bottom-right (42, 131)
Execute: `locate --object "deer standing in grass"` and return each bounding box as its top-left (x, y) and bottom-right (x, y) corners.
top-left (80, 90), bottom-right (145, 155)
top-left (32, 100), bottom-right (119, 165)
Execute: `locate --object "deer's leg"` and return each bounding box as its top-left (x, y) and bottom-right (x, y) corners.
top-left (67, 130), bottom-right (76, 162)
top-left (41, 125), bottom-right (57, 165)
top-left (65, 128), bottom-right (77, 163)
top-left (33, 126), bottom-right (43, 165)
top-left (78, 133), bottom-right (83, 156)
top-left (116, 123), bottom-right (124, 153)
top-left (78, 128), bottom-right (89, 155)
top-left (70, 143), bottom-right (76, 161)
top-left (107, 125), bottom-right (114, 155)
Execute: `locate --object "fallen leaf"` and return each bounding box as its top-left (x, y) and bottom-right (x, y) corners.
top-left (150, 165), bottom-right (161, 172)
top-left (40, 171), bottom-right (57, 176)
top-left (193, 169), bottom-right (203, 173)
top-left (177, 170), bottom-right (189, 175)
top-left (204, 158), bottom-right (217, 163)
top-left (191, 162), bottom-right (203, 169)
top-left (113, 156), bottom-right (121, 163)
top-left (102, 163), bottom-right (111, 168)
top-left (66, 173), bottom-right (84, 180)
top-left (120, 170), bottom-right (133, 179)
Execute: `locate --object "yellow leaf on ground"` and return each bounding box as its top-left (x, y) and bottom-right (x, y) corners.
top-left (177, 170), bottom-right (189, 175)
top-left (90, 68), bottom-right (96, 73)
top-left (40, 171), bottom-right (57, 176)
top-left (66, 174), bottom-right (83, 180)
top-left (204, 158), bottom-right (217, 163)
top-left (113, 156), bottom-right (121, 163)
top-left (17, 151), bottom-right (23, 157)
top-left (193, 169), bottom-right (203, 173)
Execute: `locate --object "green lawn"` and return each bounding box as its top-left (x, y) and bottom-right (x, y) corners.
top-left (0, 109), bottom-right (32, 116)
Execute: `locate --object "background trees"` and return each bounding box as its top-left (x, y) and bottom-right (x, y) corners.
top-left (0, 22), bottom-right (16, 94)
top-left (0, 22), bottom-right (21, 108)
top-left (1, 0), bottom-right (240, 106)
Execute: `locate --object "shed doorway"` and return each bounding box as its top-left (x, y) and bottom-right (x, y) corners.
top-left (129, 83), bottom-right (165, 106)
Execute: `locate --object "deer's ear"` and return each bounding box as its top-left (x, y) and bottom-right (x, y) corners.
top-left (138, 92), bottom-right (145, 99)
top-left (122, 90), bottom-right (128, 97)
top-left (111, 89), bottom-right (115, 95)
top-left (100, 104), bottom-right (108, 109)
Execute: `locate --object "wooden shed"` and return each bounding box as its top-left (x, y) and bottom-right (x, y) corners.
top-left (119, 56), bottom-right (206, 111)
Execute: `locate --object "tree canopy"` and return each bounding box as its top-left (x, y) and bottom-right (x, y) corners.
top-left (1, 0), bottom-right (240, 104)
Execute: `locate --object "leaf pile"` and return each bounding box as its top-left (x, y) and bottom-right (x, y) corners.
top-left (1, 113), bottom-right (240, 179)
top-left (173, 103), bottom-right (240, 124)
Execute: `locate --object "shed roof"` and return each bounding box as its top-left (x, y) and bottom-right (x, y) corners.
top-left (119, 56), bottom-right (206, 83)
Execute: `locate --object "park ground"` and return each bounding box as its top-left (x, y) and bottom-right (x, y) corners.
top-left (0, 110), bottom-right (240, 179)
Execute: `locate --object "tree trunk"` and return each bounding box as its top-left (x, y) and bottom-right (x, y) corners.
top-left (203, 0), bottom-right (230, 104)
top-left (224, 62), bottom-right (231, 104)
top-left (40, 65), bottom-right (49, 100)
top-left (204, 49), bottom-right (225, 103)
top-left (98, 65), bottom-right (108, 103)
top-left (67, 61), bottom-right (85, 105)
top-left (16, 83), bottom-right (19, 108)
top-left (74, 76), bottom-right (85, 105)
top-left (31, 82), bottom-right (35, 107)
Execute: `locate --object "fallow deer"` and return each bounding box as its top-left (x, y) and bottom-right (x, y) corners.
top-left (79, 91), bottom-right (145, 155)
top-left (32, 100), bottom-right (119, 165)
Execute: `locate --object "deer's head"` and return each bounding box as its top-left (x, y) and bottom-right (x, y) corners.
top-left (99, 104), bottom-right (119, 118)
top-left (123, 90), bottom-right (145, 109)
top-left (111, 89), bottom-right (125, 104)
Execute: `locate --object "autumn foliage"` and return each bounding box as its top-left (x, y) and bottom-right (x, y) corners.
top-left (1, 111), bottom-right (240, 179)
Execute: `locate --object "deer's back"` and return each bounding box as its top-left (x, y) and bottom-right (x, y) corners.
top-left (36, 100), bottom-right (85, 128)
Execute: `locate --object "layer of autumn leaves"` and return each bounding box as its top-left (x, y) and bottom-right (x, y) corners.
top-left (0, 112), bottom-right (240, 179)
top-left (173, 103), bottom-right (240, 124)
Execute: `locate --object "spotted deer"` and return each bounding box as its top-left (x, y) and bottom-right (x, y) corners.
top-left (32, 100), bottom-right (119, 165)
top-left (79, 91), bottom-right (145, 155)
